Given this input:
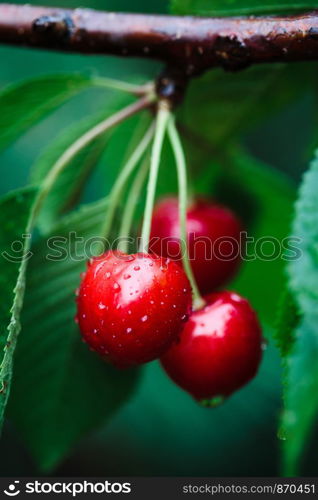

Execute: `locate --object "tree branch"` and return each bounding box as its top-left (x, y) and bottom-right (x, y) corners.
top-left (1, 3), bottom-right (318, 74)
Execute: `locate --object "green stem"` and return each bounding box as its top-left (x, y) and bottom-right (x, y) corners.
top-left (140, 101), bottom-right (170, 252)
top-left (118, 155), bottom-right (150, 253)
top-left (167, 116), bottom-right (205, 310)
top-left (100, 121), bottom-right (155, 241)
top-left (93, 77), bottom-right (154, 96)
top-left (33, 93), bottom-right (155, 222)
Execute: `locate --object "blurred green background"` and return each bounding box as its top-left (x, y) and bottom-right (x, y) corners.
top-left (0, 0), bottom-right (316, 477)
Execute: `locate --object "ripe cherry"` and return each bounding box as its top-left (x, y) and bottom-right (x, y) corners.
top-left (76, 250), bottom-right (192, 368)
top-left (161, 291), bottom-right (263, 405)
top-left (150, 197), bottom-right (242, 294)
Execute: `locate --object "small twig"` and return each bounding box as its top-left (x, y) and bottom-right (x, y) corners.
top-left (1, 4), bottom-right (318, 75)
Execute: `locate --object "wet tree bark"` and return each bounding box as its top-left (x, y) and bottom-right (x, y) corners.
top-left (0, 4), bottom-right (318, 75)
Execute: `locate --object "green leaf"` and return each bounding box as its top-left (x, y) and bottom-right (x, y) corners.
top-left (8, 198), bottom-right (140, 472)
top-left (288, 152), bottom-right (318, 315)
top-left (31, 93), bottom-right (133, 234)
top-left (171, 0), bottom-right (317, 16)
top-left (0, 74), bottom-right (92, 151)
top-left (31, 113), bottom-right (109, 234)
top-left (282, 151), bottom-right (318, 474)
top-left (282, 316), bottom-right (318, 475)
top-left (0, 186), bottom-right (38, 428)
top-left (178, 64), bottom-right (315, 147)
top-left (274, 289), bottom-right (300, 358)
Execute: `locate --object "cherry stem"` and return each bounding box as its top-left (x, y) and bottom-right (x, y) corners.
top-left (100, 121), bottom-right (155, 243)
top-left (32, 93), bottom-right (156, 222)
top-left (93, 77), bottom-right (154, 96)
top-left (118, 155), bottom-right (150, 253)
top-left (167, 116), bottom-right (205, 310)
top-left (139, 101), bottom-right (170, 252)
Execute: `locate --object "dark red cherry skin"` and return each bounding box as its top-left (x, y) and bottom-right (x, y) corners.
top-left (161, 291), bottom-right (263, 403)
top-left (76, 250), bottom-right (192, 368)
top-left (150, 197), bottom-right (242, 295)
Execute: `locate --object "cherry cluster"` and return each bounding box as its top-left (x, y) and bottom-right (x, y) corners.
top-left (76, 197), bottom-right (263, 406)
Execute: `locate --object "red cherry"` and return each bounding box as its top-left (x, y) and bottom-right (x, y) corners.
top-left (76, 250), bottom-right (192, 367)
top-left (161, 291), bottom-right (263, 404)
top-left (150, 197), bottom-right (242, 294)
